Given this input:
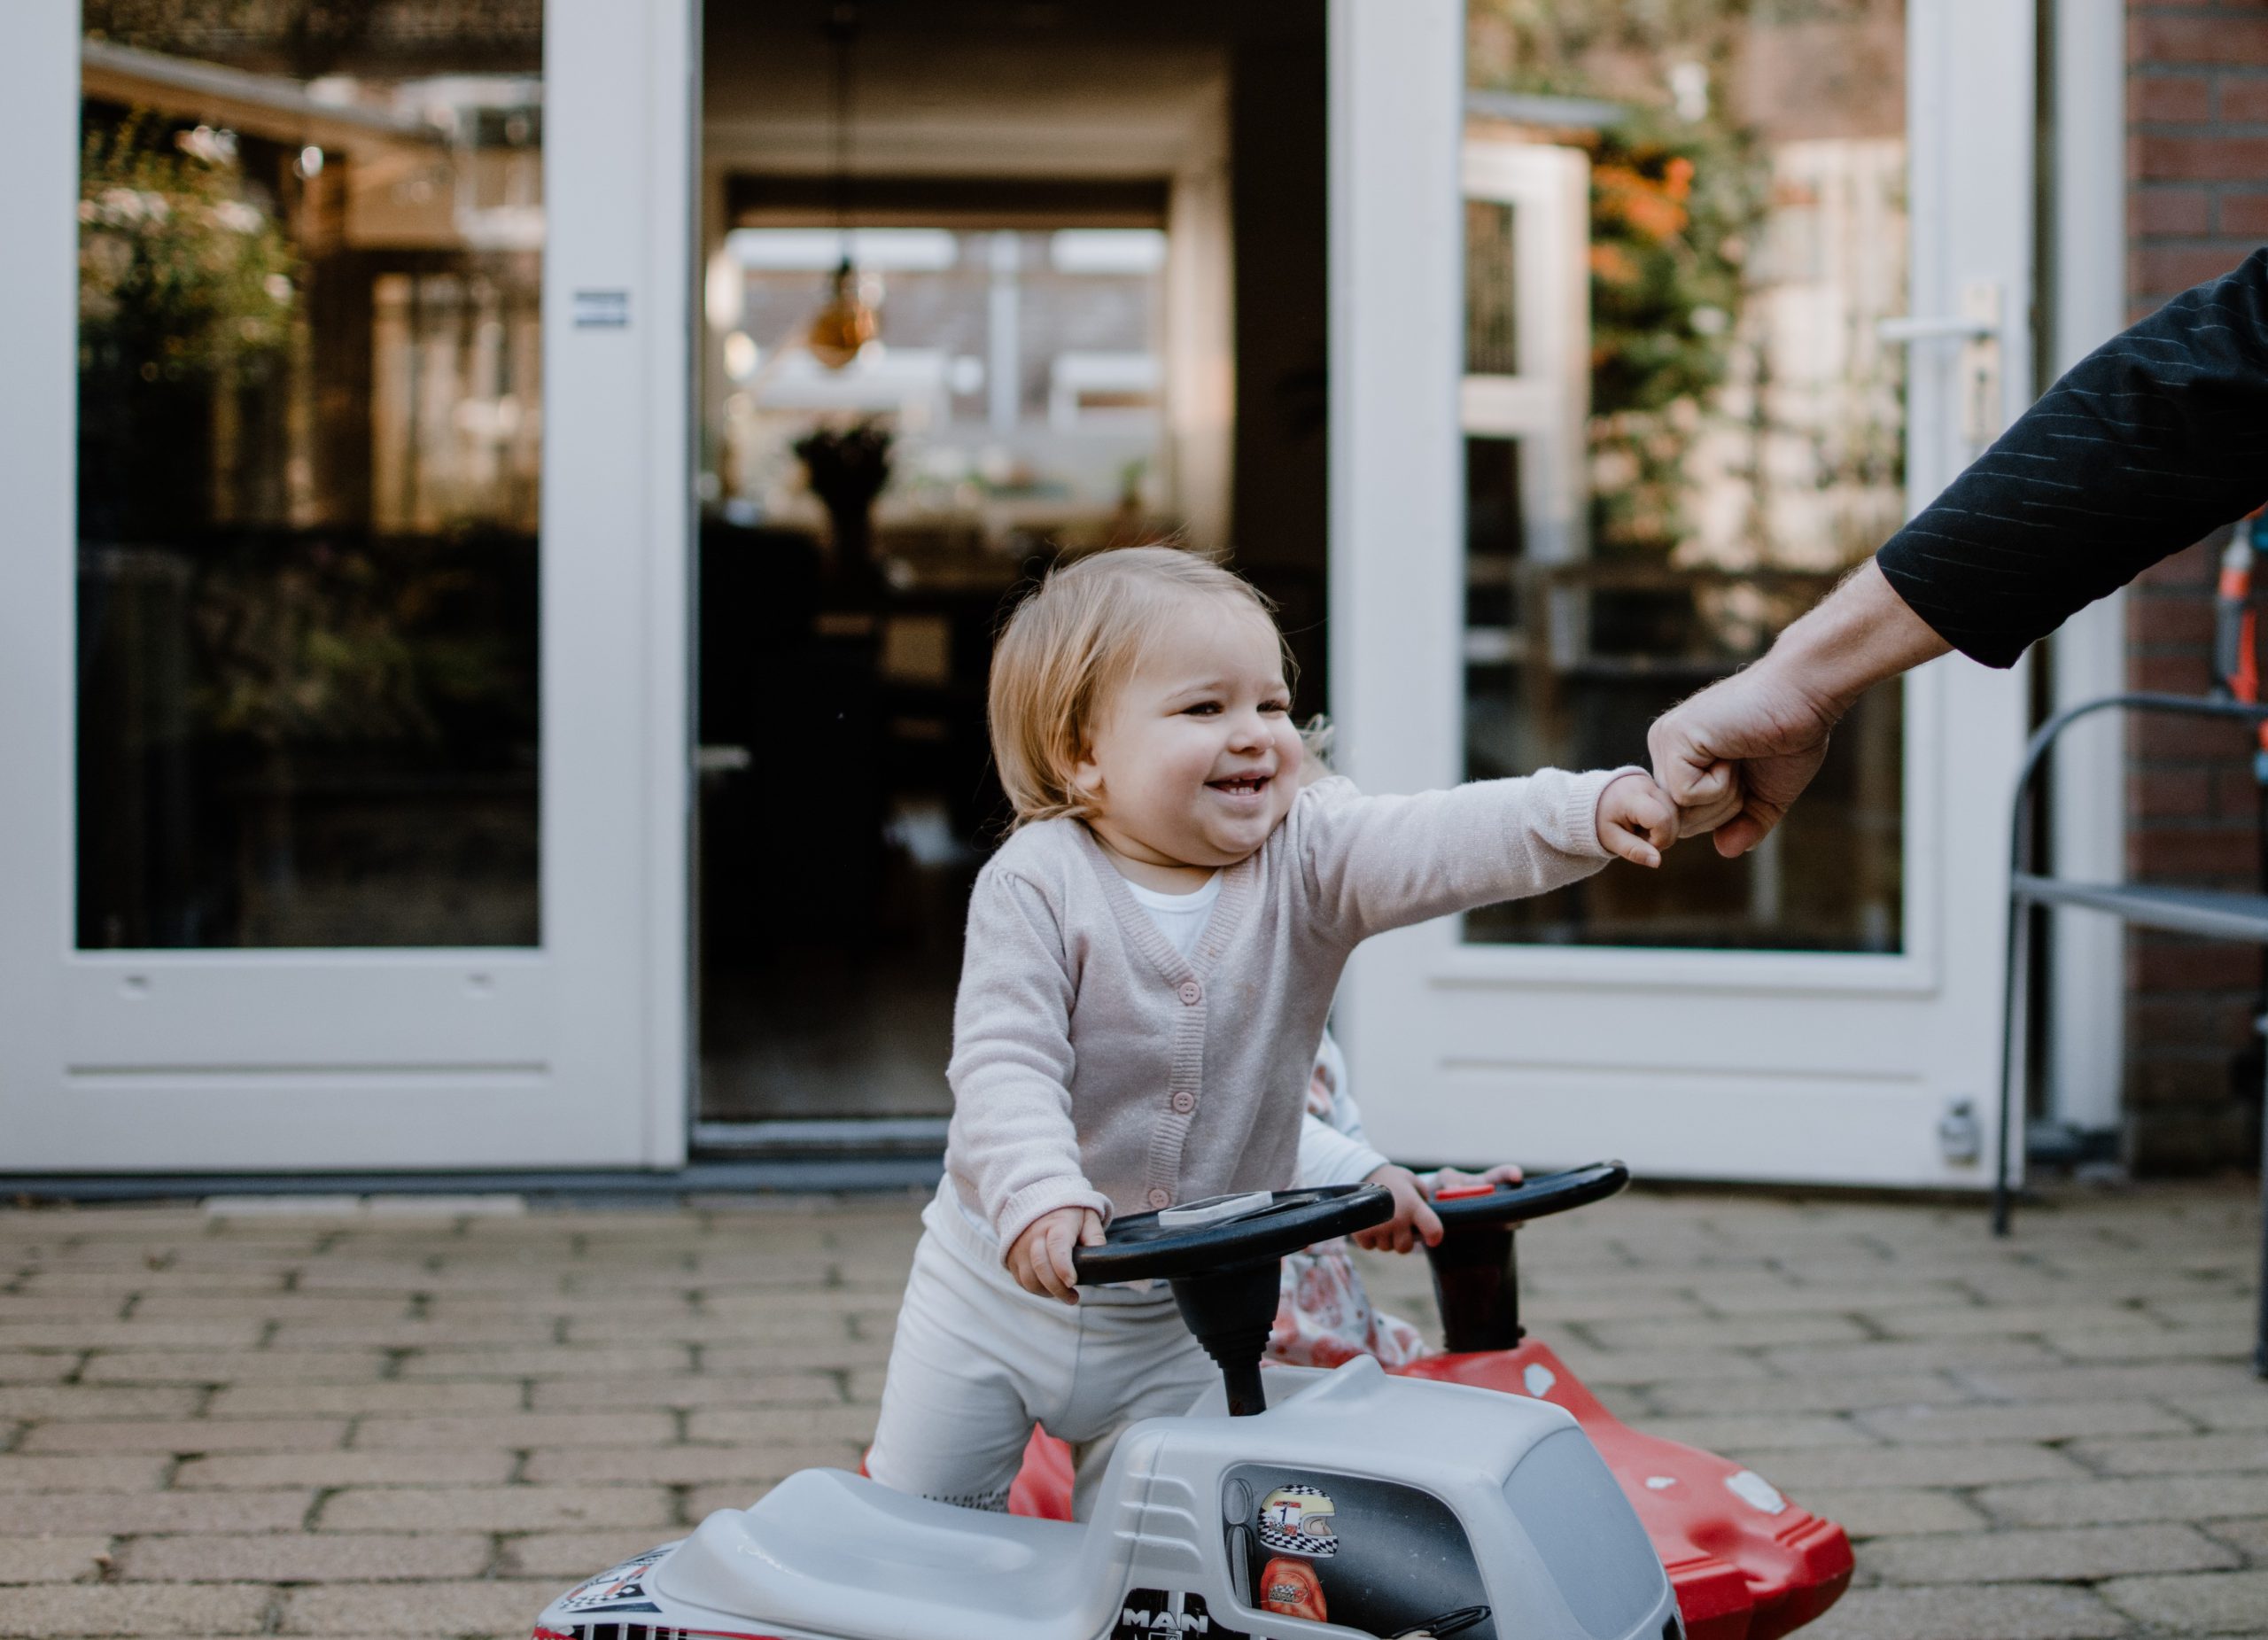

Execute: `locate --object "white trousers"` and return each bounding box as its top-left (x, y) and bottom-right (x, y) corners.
top-left (866, 1182), bottom-right (1215, 1519)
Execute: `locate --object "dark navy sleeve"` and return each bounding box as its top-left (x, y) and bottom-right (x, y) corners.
top-left (1876, 247), bottom-right (2268, 668)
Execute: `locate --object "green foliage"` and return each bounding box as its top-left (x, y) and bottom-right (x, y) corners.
top-left (78, 111), bottom-right (298, 381)
top-left (1468, 0), bottom-right (1772, 553)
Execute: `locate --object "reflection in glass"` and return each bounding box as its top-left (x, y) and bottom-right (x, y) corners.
top-left (76, 2), bottom-right (542, 949)
top-left (1463, 0), bottom-right (1907, 952)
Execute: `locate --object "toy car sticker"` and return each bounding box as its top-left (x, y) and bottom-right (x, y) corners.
top-left (1112, 1589), bottom-right (1247, 1640)
top-left (1724, 1470), bottom-right (1788, 1515)
top-left (1226, 1466), bottom-right (1495, 1640)
top-left (1255, 1484), bottom-right (1338, 1558)
top-left (1520, 1362), bottom-right (1556, 1398)
top-left (1259, 1555), bottom-right (1330, 1623)
top-left (557, 1548), bottom-right (669, 1614)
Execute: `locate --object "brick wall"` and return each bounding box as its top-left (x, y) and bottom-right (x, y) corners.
top-left (2124, 0), bottom-right (2267, 1170)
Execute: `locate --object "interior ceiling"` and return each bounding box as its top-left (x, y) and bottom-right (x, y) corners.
top-left (704, 1), bottom-right (1314, 177)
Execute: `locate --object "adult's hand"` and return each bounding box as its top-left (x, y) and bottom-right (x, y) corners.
top-left (1649, 560), bottom-right (1949, 857)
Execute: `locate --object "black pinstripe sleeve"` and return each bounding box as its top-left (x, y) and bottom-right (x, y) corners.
top-left (1876, 247), bottom-right (2268, 668)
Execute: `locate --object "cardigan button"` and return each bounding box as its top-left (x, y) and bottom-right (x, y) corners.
top-left (1170, 1091), bottom-right (1196, 1115)
top-left (1146, 1187), bottom-right (1172, 1209)
top-left (1177, 981), bottom-right (1202, 1006)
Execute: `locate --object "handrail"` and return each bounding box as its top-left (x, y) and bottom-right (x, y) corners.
top-left (1994, 693), bottom-right (2268, 1233)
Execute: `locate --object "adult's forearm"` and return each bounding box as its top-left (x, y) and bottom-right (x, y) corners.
top-left (1756, 558), bottom-right (1950, 724)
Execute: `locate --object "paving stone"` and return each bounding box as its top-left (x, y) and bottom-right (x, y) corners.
top-left (317, 1484), bottom-right (675, 1533)
top-left (1577, 1313), bottom-right (1873, 1350)
top-left (684, 1404), bottom-right (886, 1445)
top-left (2099, 1567), bottom-right (2268, 1633)
top-left (175, 1450), bottom-right (519, 1490)
top-left (1643, 1374), bottom-right (1973, 1417)
top-left (1744, 1443), bottom-right (2091, 1490)
top-left (2041, 1325), bottom-right (2255, 1363)
top-left (1620, 1413), bottom-right (1875, 1452)
top-left (1854, 1399), bottom-right (2192, 1446)
top-left (0, 1386), bottom-right (202, 1420)
top-left (19, 1417), bottom-right (348, 1454)
top-left (0, 1489), bottom-right (315, 1535)
top-left (1775, 1582), bottom-right (2129, 1639)
top-left (530, 1373), bottom-right (845, 1412)
top-left (2172, 1394), bottom-right (2268, 1433)
top-left (0, 1320), bottom-right (264, 1349)
top-left (1978, 1473), bottom-right (2268, 1527)
top-left (521, 1443), bottom-right (865, 1487)
top-left (2202, 1517), bottom-right (2268, 1562)
top-left (497, 1529), bottom-right (683, 1580)
top-left (1764, 1340), bottom-right (2068, 1377)
top-left (209, 1380), bottom-right (525, 1418)
top-left (81, 1349), bottom-right (392, 1385)
top-left (351, 1411), bottom-right (678, 1451)
top-left (279, 1579), bottom-right (561, 1635)
top-left (2069, 1434), bottom-right (2268, 1476)
top-left (1865, 1304), bottom-right (2165, 1340)
top-left (1863, 1522), bottom-right (2241, 1583)
top-left (0, 1455), bottom-right (168, 1493)
top-left (123, 1532), bottom-right (490, 1582)
top-left (1958, 1361), bottom-right (2264, 1404)
top-left (1794, 1487), bottom-right (1990, 1538)
top-left (0, 1581), bottom-right (273, 1636)
top-left (395, 1345), bottom-right (694, 1380)
top-left (0, 1535), bottom-right (113, 1584)
top-left (0, 1356), bottom-right (74, 1385)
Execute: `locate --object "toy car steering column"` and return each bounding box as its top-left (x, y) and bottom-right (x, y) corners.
top-left (1073, 1185), bottom-right (1394, 1416)
top-left (1422, 1162), bottom-right (1629, 1353)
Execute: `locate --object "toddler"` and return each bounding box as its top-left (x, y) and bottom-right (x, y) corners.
top-left (866, 545), bottom-right (1682, 1517)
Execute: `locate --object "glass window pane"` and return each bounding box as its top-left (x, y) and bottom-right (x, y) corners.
top-left (1464, 198), bottom-right (1518, 376)
top-left (76, 1), bottom-right (543, 949)
top-left (1463, 0), bottom-right (1907, 953)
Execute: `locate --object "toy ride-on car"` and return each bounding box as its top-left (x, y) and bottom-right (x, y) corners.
top-left (533, 1185), bottom-right (1687, 1640)
top-left (1009, 1165), bottom-right (1852, 1640)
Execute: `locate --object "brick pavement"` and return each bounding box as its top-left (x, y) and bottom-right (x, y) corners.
top-left (0, 1179), bottom-right (2260, 1640)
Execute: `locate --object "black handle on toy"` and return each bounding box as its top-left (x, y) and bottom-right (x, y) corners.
top-left (1074, 1185), bottom-right (1394, 1418)
top-left (1423, 1162), bottom-right (1629, 1354)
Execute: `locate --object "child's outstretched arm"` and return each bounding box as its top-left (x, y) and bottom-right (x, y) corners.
top-left (1296, 766), bottom-right (1661, 944)
top-left (947, 867), bottom-right (1114, 1287)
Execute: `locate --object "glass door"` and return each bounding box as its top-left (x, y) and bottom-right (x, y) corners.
top-left (0, 0), bottom-right (691, 1170)
top-left (1332, 0), bottom-right (2035, 1186)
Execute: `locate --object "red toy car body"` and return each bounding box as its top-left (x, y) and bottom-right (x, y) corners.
top-left (1009, 1164), bottom-right (1853, 1640)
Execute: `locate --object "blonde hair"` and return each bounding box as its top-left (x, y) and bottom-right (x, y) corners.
top-left (990, 545), bottom-right (1288, 828)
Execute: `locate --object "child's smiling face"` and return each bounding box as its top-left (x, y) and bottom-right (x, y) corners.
top-left (1075, 593), bottom-right (1305, 872)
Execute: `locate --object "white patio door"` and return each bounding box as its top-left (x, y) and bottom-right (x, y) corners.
top-left (0, 0), bottom-right (691, 1170)
top-left (1331, 0), bottom-right (2034, 1187)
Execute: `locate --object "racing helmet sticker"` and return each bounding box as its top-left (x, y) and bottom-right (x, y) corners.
top-left (1255, 1483), bottom-right (1339, 1557)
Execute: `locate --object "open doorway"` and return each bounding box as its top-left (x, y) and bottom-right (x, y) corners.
top-left (693, 3), bottom-right (1327, 1138)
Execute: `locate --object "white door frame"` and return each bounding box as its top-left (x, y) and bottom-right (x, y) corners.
top-left (1328, 0), bottom-right (2037, 1188)
top-left (2044, 0), bottom-right (2130, 1137)
top-left (0, 0), bottom-right (692, 1171)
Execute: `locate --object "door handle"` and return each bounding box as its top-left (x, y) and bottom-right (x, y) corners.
top-left (695, 744), bottom-right (751, 781)
top-left (1878, 279), bottom-right (2005, 447)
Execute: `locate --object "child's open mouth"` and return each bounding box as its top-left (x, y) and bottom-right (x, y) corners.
top-left (1208, 773), bottom-right (1272, 797)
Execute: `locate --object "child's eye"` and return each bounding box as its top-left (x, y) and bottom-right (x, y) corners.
top-left (1183, 701), bottom-right (1221, 717)
top-left (1261, 698), bottom-right (1291, 715)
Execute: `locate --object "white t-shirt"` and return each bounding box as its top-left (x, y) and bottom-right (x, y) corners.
top-left (1122, 871), bottom-right (1223, 960)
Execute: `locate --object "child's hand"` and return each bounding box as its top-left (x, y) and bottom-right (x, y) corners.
top-left (1596, 771), bottom-right (1679, 868)
top-left (1667, 759), bottom-right (1746, 840)
top-left (1353, 1164), bottom-right (1443, 1254)
top-left (1427, 1162), bottom-right (1525, 1196)
top-left (1007, 1207), bottom-right (1103, 1304)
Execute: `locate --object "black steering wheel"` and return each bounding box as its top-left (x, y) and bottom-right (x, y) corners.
top-left (1428, 1161), bottom-right (1628, 1232)
top-left (1073, 1184), bottom-right (1394, 1286)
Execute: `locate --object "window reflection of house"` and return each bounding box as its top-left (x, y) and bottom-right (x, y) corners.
top-left (74, 9), bottom-right (548, 951)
